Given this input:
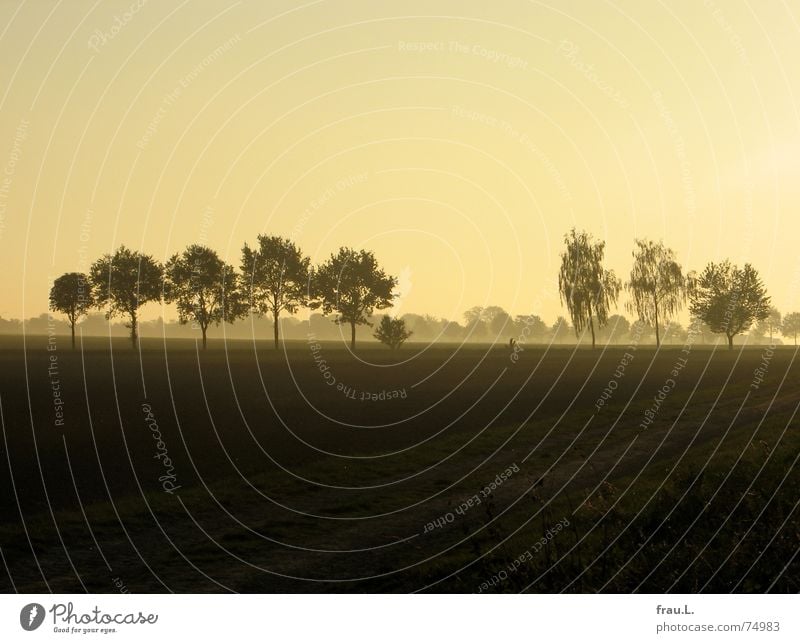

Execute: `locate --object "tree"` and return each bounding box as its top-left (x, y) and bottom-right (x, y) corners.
top-left (374, 315), bottom-right (412, 349)
top-left (463, 307), bottom-right (488, 340)
top-left (550, 316), bottom-right (572, 343)
top-left (488, 308), bottom-right (512, 338)
top-left (661, 321), bottom-right (688, 344)
top-left (401, 314), bottom-right (444, 341)
top-left (90, 246), bottom-right (162, 347)
top-left (626, 239), bottom-right (686, 346)
top-left (49, 272), bottom-right (94, 349)
top-left (313, 247), bottom-right (397, 350)
top-left (163, 245), bottom-right (243, 349)
top-left (689, 315), bottom-right (714, 345)
top-left (482, 305), bottom-right (508, 324)
top-left (463, 306), bottom-right (485, 325)
top-left (308, 312), bottom-right (338, 340)
top-left (628, 319), bottom-right (655, 344)
top-left (514, 314), bottom-right (548, 341)
top-left (782, 312), bottom-right (800, 346)
top-left (463, 305), bottom-right (509, 337)
top-left (756, 307), bottom-right (782, 343)
top-left (558, 228), bottom-right (622, 349)
top-left (599, 314), bottom-right (630, 344)
top-left (241, 235), bottom-right (311, 349)
top-left (442, 320), bottom-right (465, 340)
top-left (688, 260), bottom-right (771, 349)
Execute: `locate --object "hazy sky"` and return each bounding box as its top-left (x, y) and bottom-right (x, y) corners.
top-left (2, 0), bottom-right (800, 324)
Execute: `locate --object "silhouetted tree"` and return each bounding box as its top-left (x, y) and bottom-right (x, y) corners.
top-left (755, 307), bottom-right (782, 343)
top-left (313, 247), bottom-right (396, 350)
top-left (514, 314), bottom-right (548, 341)
top-left (628, 319), bottom-right (655, 344)
top-left (374, 315), bottom-right (412, 349)
top-left (488, 308), bottom-right (512, 338)
top-left (782, 312), bottom-right (800, 346)
top-left (463, 308), bottom-right (489, 340)
top-left (442, 320), bottom-right (465, 340)
top-left (661, 321), bottom-right (688, 344)
top-left (163, 245), bottom-right (243, 349)
top-left (423, 314), bottom-right (444, 329)
top-left (401, 314), bottom-right (444, 341)
top-left (688, 260), bottom-right (770, 350)
top-left (90, 246), bottom-right (162, 347)
top-left (626, 239), bottom-right (686, 346)
top-left (482, 305), bottom-right (508, 324)
top-left (49, 272), bottom-right (94, 349)
top-left (463, 306), bottom-right (484, 324)
top-left (241, 235), bottom-right (311, 349)
top-left (689, 315), bottom-right (714, 345)
top-left (0, 316), bottom-right (20, 333)
top-left (400, 314), bottom-right (429, 339)
top-left (558, 228), bottom-right (621, 349)
top-left (463, 305), bottom-right (509, 338)
top-left (550, 316), bottom-right (572, 343)
top-left (308, 312), bottom-right (339, 340)
top-left (599, 314), bottom-right (630, 344)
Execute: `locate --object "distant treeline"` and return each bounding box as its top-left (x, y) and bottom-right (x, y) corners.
top-left (42, 230), bottom-right (800, 350)
top-left (5, 309), bottom-right (783, 346)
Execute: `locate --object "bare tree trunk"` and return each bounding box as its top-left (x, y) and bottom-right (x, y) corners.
top-left (654, 299), bottom-right (660, 347)
top-left (202, 325), bottom-right (207, 350)
top-left (351, 322), bottom-right (356, 351)
top-left (71, 322), bottom-right (76, 350)
top-left (727, 334), bottom-right (733, 350)
top-left (130, 310), bottom-right (138, 348)
top-left (273, 313), bottom-right (279, 350)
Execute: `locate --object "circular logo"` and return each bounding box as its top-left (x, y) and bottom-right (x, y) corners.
top-left (20, 603), bottom-right (45, 631)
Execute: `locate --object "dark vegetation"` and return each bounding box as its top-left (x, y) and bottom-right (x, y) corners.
top-left (1, 336), bottom-right (797, 592)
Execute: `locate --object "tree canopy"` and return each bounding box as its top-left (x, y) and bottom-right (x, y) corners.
top-left (163, 245), bottom-right (243, 348)
top-left (688, 260), bottom-right (770, 349)
top-left (755, 306), bottom-right (782, 343)
top-left (313, 247), bottom-right (396, 350)
top-left (782, 312), bottom-right (800, 346)
top-left (90, 246), bottom-right (162, 347)
top-left (551, 316), bottom-right (572, 343)
top-left (558, 228), bottom-right (621, 348)
top-left (626, 239), bottom-right (686, 346)
top-left (373, 315), bottom-right (412, 350)
top-left (49, 272), bottom-right (94, 349)
top-left (241, 235), bottom-right (311, 349)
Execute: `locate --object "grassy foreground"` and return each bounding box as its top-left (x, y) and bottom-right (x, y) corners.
top-left (0, 336), bottom-right (798, 592)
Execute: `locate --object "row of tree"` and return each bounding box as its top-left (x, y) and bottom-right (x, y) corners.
top-left (27, 304), bottom-right (800, 346)
top-left (557, 230), bottom-right (777, 350)
top-left (49, 230), bottom-right (792, 351)
top-left (50, 237), bottom-right (397, 350)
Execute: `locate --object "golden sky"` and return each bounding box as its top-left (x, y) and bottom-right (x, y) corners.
top-left (2, 0), bottom-right (800, 324)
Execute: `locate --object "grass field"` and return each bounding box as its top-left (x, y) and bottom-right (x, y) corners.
top-left (1, 334), bottom-right (798, 592)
